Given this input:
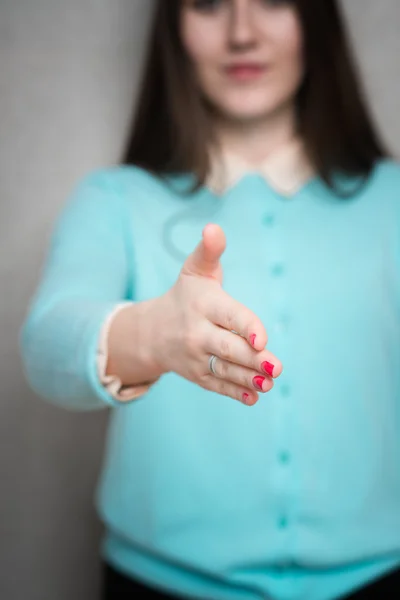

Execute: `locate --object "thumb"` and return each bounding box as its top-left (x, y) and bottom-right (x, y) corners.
top-left (182, 223), bottom-right (226, 282)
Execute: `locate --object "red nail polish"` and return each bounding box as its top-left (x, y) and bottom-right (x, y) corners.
top-left (242, 393), bottom-right (250, 404)
top-left (250, 333), bottom-right (257, 347)
top-left (261, 361), bottom-right (274, 377)
top-left (253, 375), bottom-right (265, 391)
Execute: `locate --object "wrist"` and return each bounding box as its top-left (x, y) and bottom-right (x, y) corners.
top-left (105, 298), bottom-right (167, 386)
top-left (136, 294), bottom-right (171, 378)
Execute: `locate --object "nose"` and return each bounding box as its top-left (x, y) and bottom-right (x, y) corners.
top-left (228, 4), bottom-right (258, 50)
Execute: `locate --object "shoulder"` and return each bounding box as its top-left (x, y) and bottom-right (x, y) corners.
top-left (329, 158), bottom-right (400, 203)
top-left (75, 165), bottom-right (189, 198)
top-left (72, 165), bottom-right (164, 197)
top-left (357, 159), bottom-right (400, 215)
top-left (355, 159), bottom-right (400, 231)
top-left (59, 165), bottom-right (179, 222)
top-left (367, 158), bottom-right (400, 190)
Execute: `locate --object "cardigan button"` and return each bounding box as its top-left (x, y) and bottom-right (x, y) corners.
top-left (280, 384), bottom-right (291, 397)
top-left (262, 213), bottom-right (275, 226)
top-left (279, 451), bottom-right (291, 465)
top-left (278, 516), bottom-right (289, 529)
top-left (270, 263), bottom-right (285, 277)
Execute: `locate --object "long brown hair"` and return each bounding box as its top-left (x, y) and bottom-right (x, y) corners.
top-left (121, 0), bottom-right (388, 193)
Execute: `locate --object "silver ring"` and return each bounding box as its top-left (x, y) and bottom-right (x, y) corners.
top-left (208, 354), bottom-right (218, 376)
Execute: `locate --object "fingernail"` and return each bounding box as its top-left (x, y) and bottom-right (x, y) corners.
top-left (250, 333), bottom-right (257, 347)
top-left (261, 361), bottom-right (274, 377)
top-left (253, 376), bottom-right (265, 391)
top-left (242, 393), bottom-right (250, 404)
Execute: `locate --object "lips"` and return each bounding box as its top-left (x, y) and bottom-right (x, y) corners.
top-left (224, 63), bottom-right (267, 81)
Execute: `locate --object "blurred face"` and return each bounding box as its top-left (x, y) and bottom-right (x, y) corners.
top-left (180, 0), bottom-right (304, 123)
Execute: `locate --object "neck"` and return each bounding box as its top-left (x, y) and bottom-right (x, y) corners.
top-left (213, 102), bottom-right (298, 165)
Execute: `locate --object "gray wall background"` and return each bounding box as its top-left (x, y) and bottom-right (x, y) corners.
top-left (0, 2), bottom-right (399, 599)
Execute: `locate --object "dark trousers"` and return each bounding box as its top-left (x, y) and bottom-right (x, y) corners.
top-left (102, 562), bottom-right (400, 600)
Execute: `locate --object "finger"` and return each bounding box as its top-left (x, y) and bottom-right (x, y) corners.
top-left (200, 374), bottom-right (259, 406)
top-left (181, 224), bottom-right (226, 282)
top-left (204, 289), bottom-right (268, 351)
top-left (210, 355), bottom-right (275, 393)
top-left (203, 322), bottom-right (281, 376)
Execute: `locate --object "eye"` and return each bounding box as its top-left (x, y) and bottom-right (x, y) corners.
top-left (189, 0), bottom-right (223, 13)
top-left (262, 0), bottom-right (293, 6)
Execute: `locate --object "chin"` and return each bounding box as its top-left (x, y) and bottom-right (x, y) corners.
top-left (212, 93), bottom-right (285, 123)
top-left (219, 103), bottom-right (282, 123)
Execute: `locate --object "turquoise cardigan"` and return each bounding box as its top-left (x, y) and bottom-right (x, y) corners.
top-left (21, 161), bottom-right (400, 600)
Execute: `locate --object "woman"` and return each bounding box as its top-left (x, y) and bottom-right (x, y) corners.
top-left (20, 0), bottom-right (400, 599)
